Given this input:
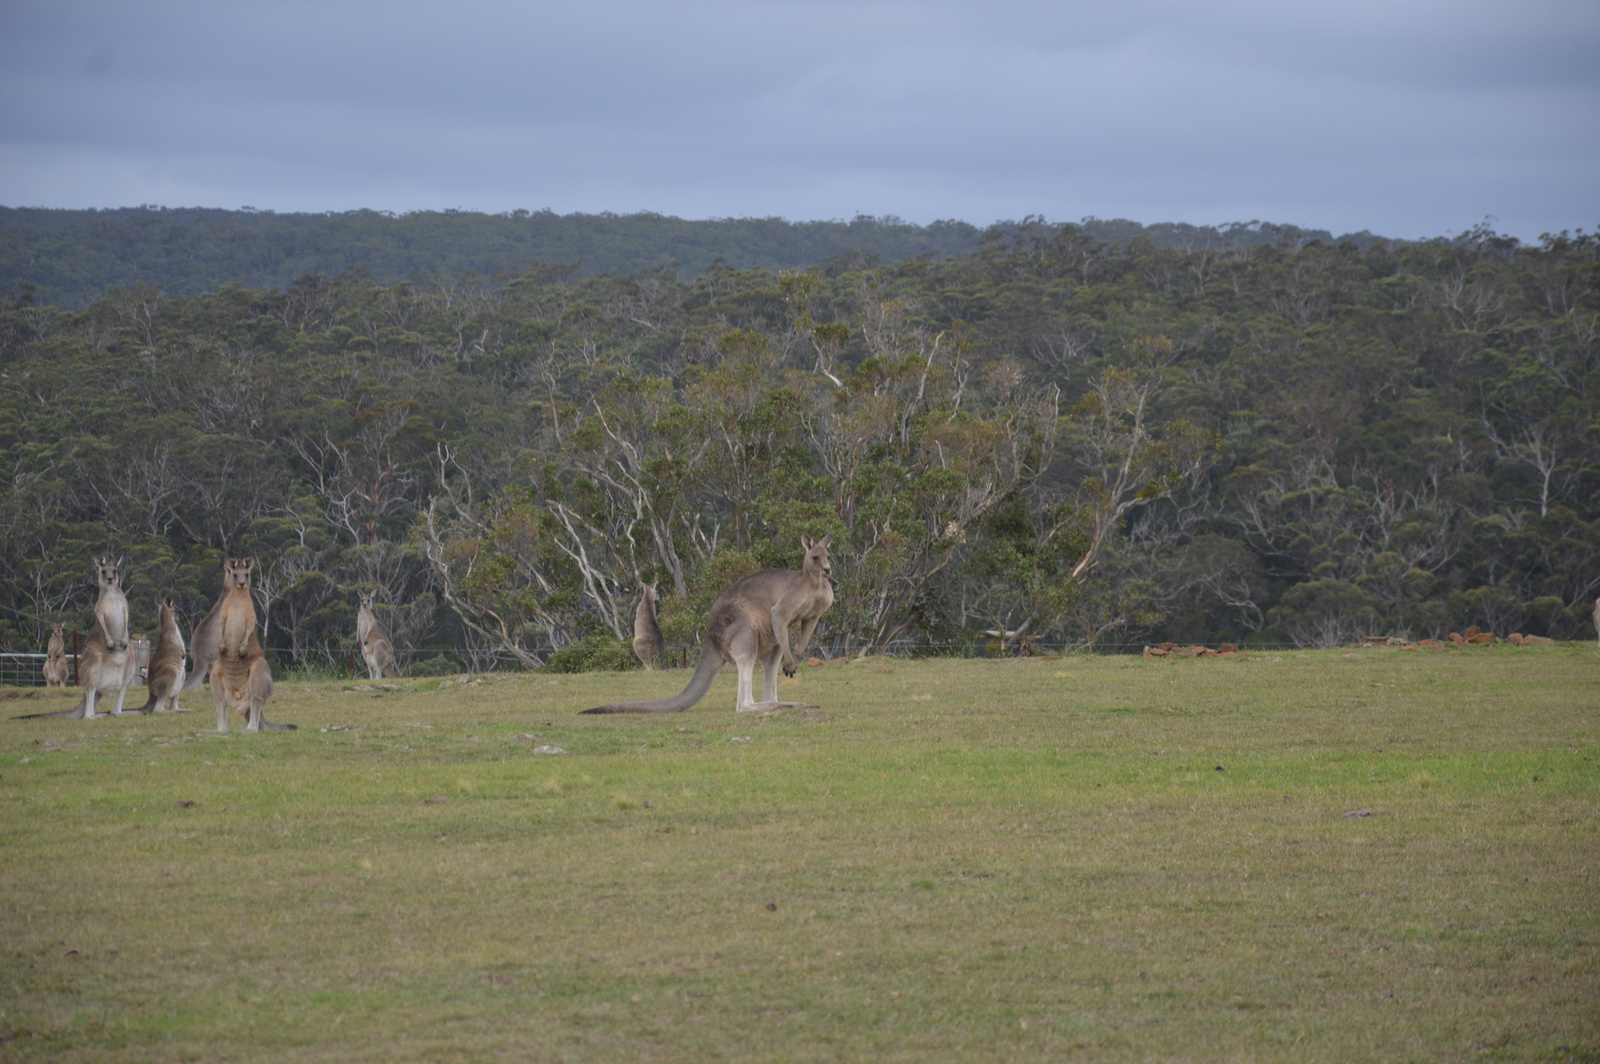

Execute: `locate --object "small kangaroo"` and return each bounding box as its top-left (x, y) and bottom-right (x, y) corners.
top-left (137, 596), bottom-right (188, 713)
top-left (357, 591), bottom-right (401, 680)
top-left (41, 623), bottom-right (69, 688)
top-left (19, 556), bottom-right (140, 719)
top-left (633, 582), bottom-right (665, 670)
top-left (585, 533), bottom-right (835, 715)
top-left (206, 557), bottom-right (294, 732)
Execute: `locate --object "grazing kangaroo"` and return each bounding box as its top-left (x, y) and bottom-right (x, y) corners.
top-left (206, 557), bottom-right (294, 732)
top-left (632, 582), bottom-right (665, 670)
top-left (584, 534), bottom-right (835, 715)
top-left (356, 591), bottom-right (400, 680)
top-left (136, 596), bottom-right (188, 713)
top-left (19, 556), bottom-right (140, 719)
top-left (42, 623), bottom-right (69, 688)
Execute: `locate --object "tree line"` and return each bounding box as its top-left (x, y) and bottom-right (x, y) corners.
top-left (0, 206), bottom-right (1386, 310)
top-left (1, 221), bottom-right (1594, 671)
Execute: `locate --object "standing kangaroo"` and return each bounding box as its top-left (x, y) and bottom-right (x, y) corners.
top-left (206, 557), bottom-right (293, 732)
top-left (584, 534), bottom-right (835, 715)
top-left (19, 557), bottom-right (140, 719)
top-left (137, 596), bottom-right (188, 713)
top-left (41, 623), bottom-right (69, 688)
top-left (356, 591), bottom-right (400, 680)
top-left (633, 582), bottom-right (665, 670)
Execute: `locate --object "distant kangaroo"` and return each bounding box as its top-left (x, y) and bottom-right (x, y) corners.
top-left (137, 596), bottom-right (188, 713)
top-left (357, 591), bottom-right (400, 680)
top-left (41, 623), bottom-right (69, 688)
top-left (584, 533), bottom-right (834, 714)
top-left (19, 556), bottom-right (140, 719)
top-left (632, 582), bottom-right (665, 670)
top-left (206, 557), bottom-right (293, 732)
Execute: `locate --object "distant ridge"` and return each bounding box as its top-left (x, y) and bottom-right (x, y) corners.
top-left (0, 206), bottom-right (1393, 308)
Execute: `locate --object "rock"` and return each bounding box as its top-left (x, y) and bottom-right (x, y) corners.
top-left (1447, 632), bottom-right (1465, 645)
top-left (1465, 625), bottom-right (1481, 638)
top-left (1508, 633), bottom-right (1524, 646)
top-left (1467, 632), bottom-right (1494, 645)
top-left (1142, 645), bottom-right (1169, 659)
top-left (1418, 638), bottom-right (1435, 646)
top-left (806, 657), bottom-right (823, 666)
top-left (530, 745), bottom-right (567, 755)
top-left (1523, 634), bottom-right (1554, 644)
top-left (1176, 646), bottom-right (1201, 659)
top-left (1218, 644), bottom-right (1239, 654)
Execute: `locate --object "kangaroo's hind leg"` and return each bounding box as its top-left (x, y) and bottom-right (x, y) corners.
top-left (212, 674), bottom-right (231, 732)
top-left (745, 644), bottom-right (817, 713)
top-left (109, 653), bottom-right (140, 715)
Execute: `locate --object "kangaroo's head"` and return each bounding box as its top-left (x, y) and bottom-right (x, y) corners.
top-left (358, 590), bottom-right (376, 610)
top-left (800, 533), bottom-right (834, 580)
top-left (92, 555), bottom-right (123, 590)
top-left (50, 622), bottom-right (64, 639)
top-left (156, 596), bottom-right (176, 625)
top-left (223, 556), bottom-right (255, 589)
top-left (641, 583), bottom-right (657, 607)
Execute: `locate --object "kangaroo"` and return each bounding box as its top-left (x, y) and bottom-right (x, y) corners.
top-left (584, 533), bottom-right (835, 715)
top-left (41, 623), bottom-right (69, 687)
top-left (181, 582), bottom-right (223, 693)
top-left (356, 591), bottom-right (401, 680)
top-left (18, 556), bottom-right (140, 719)
top-left (206, 557), bottom-right (294, 732)
top-left (136, 596), bottom-right (188, 713)
top-left (632, 582), bottom-right (665, 670)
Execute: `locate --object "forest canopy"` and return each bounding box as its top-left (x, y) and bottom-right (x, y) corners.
top-left (1, 220), bottom-right (1595, 669)
top-left (0, 206), bottom-right (1387, 310)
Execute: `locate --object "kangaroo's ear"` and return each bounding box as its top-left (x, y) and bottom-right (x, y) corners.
top-left (818, 533), bottom-right (834, 549)
top-left (801, 533), bottom-right (813, 550)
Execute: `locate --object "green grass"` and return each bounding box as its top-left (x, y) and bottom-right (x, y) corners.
top-left (2, 646), bottom-right (1597, 1062)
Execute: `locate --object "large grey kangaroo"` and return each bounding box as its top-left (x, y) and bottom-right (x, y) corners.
top-left (357, 591), bottom-right (401, 679)
top-left (136, 596), bottom-right (188, 713)
top-left (632, 582), bottom-right (665, 670)
top-left (205, 557), bottom-right (294, 732)
top-left (584, 534), bottom-right (835, 715)
top-left (19, 557), bottom-right (140, 719)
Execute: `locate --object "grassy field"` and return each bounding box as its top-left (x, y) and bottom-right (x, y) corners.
top-left (1, 646), bottom-right (1596, 1062)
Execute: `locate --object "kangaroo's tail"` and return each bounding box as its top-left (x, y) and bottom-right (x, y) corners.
top-left (14, 696), bottom-right (89, 720)
top-left (582, 638), bottom-right (722, 714)
top-left (180, 663), bottom-right (207, 692)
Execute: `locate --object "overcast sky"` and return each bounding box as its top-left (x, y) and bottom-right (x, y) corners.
top-left (1, 0), bottom-right (1595, 240)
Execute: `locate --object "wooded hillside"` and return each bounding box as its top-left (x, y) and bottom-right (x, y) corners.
top-left (0, 207), bottom-right (1385, 310)
top-left (2, 222), bottom-right (1594, 667)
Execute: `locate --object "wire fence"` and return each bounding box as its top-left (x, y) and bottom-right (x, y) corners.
top-left (0, 638), bottom-right (1337, 688)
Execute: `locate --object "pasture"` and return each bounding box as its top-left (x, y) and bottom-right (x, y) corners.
top-left (1, 646), bottom-right (1596, 1062)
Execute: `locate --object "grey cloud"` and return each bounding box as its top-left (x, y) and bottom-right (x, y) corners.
top-left (0, 0), bottom-right (1594, 239)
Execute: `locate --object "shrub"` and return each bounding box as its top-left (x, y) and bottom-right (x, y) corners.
top-left (541, 634), bottom-right (640, 673)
